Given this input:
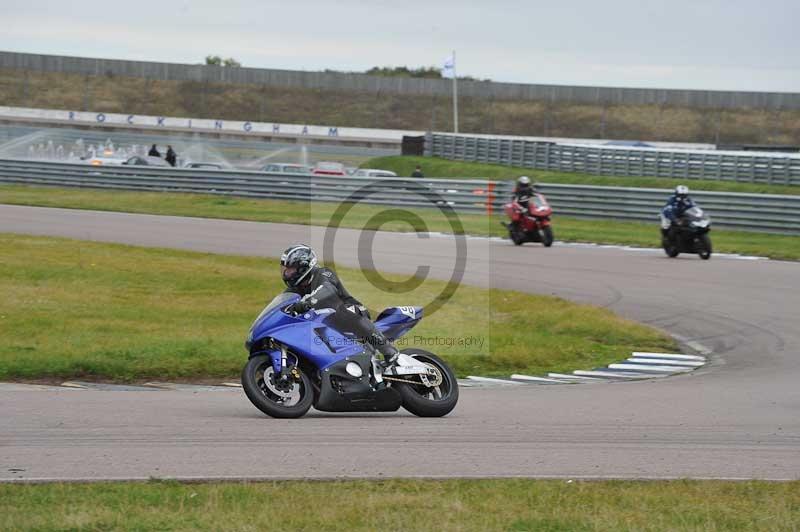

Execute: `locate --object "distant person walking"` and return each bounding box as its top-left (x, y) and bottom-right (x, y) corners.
top-left (411, 165), bottom-right (424, 178)
top-left (148, 144), bottom-right (161, 157)
top-left (165, 145), bottom-right (177, 167)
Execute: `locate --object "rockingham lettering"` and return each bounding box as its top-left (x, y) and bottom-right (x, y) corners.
top-left (1, 105), bottom-right (406, 143)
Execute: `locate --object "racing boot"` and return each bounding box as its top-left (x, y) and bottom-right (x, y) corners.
top-left (368, 331), bottom-right (400, 367)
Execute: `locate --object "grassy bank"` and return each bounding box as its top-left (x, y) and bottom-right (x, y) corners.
top-left (0, 234), bottom-right (672, 381)
top-left (364, 155), bottom-right (800, 194)
top-left (2, 479), bottom-right (799, 531)
top-left (3, 184), bottom-right (799, 260)
top-left (3, 67), bottom-right (799, 144)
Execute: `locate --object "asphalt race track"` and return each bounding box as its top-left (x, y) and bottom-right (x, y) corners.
top-left (1, 205), bottom-right (799, 481)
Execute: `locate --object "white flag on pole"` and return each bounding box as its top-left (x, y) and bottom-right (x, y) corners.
top-left (441, 54), bottom-right (456, 79)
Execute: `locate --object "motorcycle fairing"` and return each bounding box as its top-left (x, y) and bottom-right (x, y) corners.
top-left (373, 306), bottom-right (423, 341)
top-left (250, 305), bottom-right (366, 373)
top-left (249, 299), bottom-right (422, 374)
top-left (314, 352), bottom-right (402, 412)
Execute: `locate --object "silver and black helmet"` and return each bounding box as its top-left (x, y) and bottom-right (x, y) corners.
top-left (280, 244), bottom-right (318, 288)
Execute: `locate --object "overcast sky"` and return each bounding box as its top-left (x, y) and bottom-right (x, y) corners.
top-left (1, 0), bottom-right (798, 92)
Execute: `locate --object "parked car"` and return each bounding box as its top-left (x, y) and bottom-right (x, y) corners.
top-left (262, 163), bottom-right (310, 174)
top-left (82, 155), bottom-right (128, 166)
top-left (354, 168), bottom-right (398, 178)
top-left (123, 156), bottom-right (171, 167)
top-left (311, 161), bottom-right (347, 176)
top-left (184, 162), bottom-right (224, 170)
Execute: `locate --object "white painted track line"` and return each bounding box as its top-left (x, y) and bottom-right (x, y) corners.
top-left (547, 373), bottom-right (602, 381)
top-left (627, 358), bottom-right (705, 367)
top-left (0, 383), bottom-right (72, 391)
top-left (466, 376), bottom-right (525, 385)
top-left (573, 370), bottom-right (657, 379)
top-left (60, 382), bottom-right (89, 389)
top-left (632, 352), bottom-right (707, 361)
top-left (684, 342), bottom-right (713, 356)
top-left (608, 363), bottom-right (693, 373)
top-left (510, 374), bottom-right (569, 383)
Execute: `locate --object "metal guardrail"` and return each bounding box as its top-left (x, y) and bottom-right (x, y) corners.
top-left (426, 132), bottom-right (800, 185)
top-left (1, 158), bottom-right (799, 234)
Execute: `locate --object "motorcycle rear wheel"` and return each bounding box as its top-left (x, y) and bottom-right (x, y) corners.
top-left (394, 349), bottom-right (459, 417)
top-left (242, 355), bottom-right (314, 418)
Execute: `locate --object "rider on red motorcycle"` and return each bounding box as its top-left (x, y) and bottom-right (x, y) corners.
top-left (503, 176), bottom-right (554, 247)
top-left (512, 176), bottom-right (537, 213)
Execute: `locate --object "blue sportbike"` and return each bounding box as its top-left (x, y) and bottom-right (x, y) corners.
top-left (242, 293), bottom-right (459, 418)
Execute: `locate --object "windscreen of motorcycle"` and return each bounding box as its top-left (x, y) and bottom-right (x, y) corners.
top-left (532, 194), bottom-right (549, 209)
top-left (684, 206), bottom-right (706, 220)
top-left (250, 292), bottom-right (298, 331)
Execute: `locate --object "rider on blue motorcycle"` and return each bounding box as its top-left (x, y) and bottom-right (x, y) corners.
top-left (279, 244), bottom-right (400, 364)
top-left (661, 185), bottom-right (696, 236)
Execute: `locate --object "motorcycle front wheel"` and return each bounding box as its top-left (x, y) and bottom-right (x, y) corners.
top-left (541, 226), bottom-right (554, 247)
top-left (662, 236), bottom-right (680, 258)
top-left (241, 355), bottom-right (314, 418)
top-left (509, 226), bottom-right (524, 246)
top-left (394, 349), bottom-right (459, 417)
top-left (697, 234), bottom-right (712, 260)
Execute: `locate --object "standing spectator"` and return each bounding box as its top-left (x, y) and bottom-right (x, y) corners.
top-left (411, 165), bottom-right (424, 178)
top-left (165, 145), bottom-right (177, 167)
top-left (148, 144), bottom-right (161, 157)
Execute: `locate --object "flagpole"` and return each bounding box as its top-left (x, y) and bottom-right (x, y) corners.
top-left (452, 50), bottom-right (459, 133)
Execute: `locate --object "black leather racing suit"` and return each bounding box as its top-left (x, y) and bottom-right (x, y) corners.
top-left (512, 184), bottom-right (534, 212)
top-left (284, 267), bottom-right (395, 357)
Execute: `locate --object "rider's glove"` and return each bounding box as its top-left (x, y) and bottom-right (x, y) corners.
top-left (286, 299), bottom-right (311, 315)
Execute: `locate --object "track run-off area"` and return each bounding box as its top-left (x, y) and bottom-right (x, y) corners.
top-left (1, 204), bottom-right (799, 481)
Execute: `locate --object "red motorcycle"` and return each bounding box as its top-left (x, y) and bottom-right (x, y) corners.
top-left (502, 192), bottom-right (554, 247)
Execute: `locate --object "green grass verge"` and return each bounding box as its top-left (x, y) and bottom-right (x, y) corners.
top-left (364, 155), bottom-right (800, 195)
top-left (2, 479), bottom-right (799, 531)
top-left (3, 184), bottom-right (799, 260)
top-left (0, 234), bottom-right (673, 382)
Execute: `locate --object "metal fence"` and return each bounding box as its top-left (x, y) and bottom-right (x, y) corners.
top-left (1, 158), bottom-right (798, 234)
top-left (426, 133), bottom-right (800, 185)
top-left (3, 51), bottom-right (799, 110)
